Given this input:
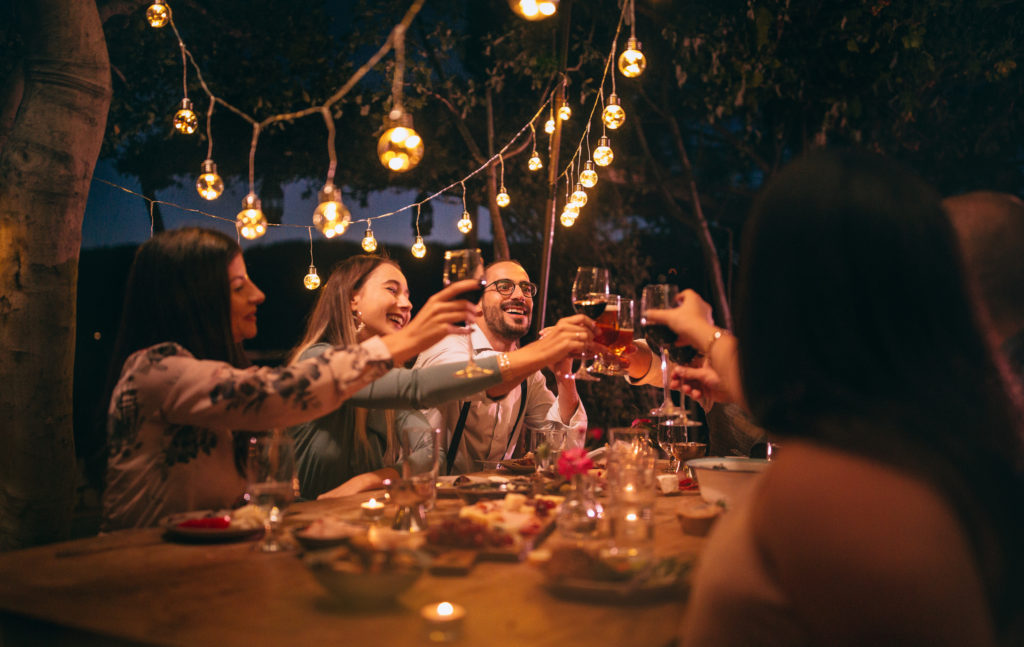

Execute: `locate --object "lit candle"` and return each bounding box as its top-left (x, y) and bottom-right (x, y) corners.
top-left (421, 601), bottom-right (466, 642)
top-left (360, 497), bottom-right (385, 522)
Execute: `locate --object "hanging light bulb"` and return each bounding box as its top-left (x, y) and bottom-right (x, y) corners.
top-left (580, 160), bottom-right (599, 188)
top-left (377, 111), bottom-right (424, 172)
top-left (235, 193), bottom-right (267, 240)
top-left (618, 37), bottom-right (647, 78)
top-left (528, 153), bottom-right (543, 171)
top-left (303, 265), bottom-right (321, 290)
top-left (602, 93), bottom-right (626, 130)
top-left (312, 183), bottom-right (351, 239)
top-left (560, 204), bottom-right (580, 227)
top-left (496, 186), bottom-right (511, 208)
top-left (411, 235), bottom-right (427, 258)
top-left (570, 183), bottom-right (588, 208)
top-left (558, 104), bottom-right (572, 121)
top-left (456, 211), bottom-right (473, 234)
top-left (509, 0), bottom-right (558, 20)
top-left (146, 1), bottom-right (170, 28)
top-left (173, 98), bottom-right (198, 134)
top-left (361, 225), bottom-right (378, 253)
top-left (195, 159), bottom-right (223, 201)
top-left (594, 135), bottom-right (614, 167)
top-left (544, 118), bottom-right (555, 135)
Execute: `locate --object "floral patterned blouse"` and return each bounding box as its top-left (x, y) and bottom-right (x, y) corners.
top-left (102, 338), bottom-right (393, 530)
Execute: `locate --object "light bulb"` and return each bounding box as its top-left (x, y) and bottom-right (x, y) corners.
top-left (580, 160), bottom-right (598, 188)
top-left (528, 153), bottom-right (543, 171)
top-left (361, 227), bottom-right (378, 253)
top-left (618, 37), bottom-right (647, 78)
top-left (496, 187), bottom-right (511, 208)
top-left (594, 135), bottom-right (614, 166)
top-left (173, 98), bottom-right (198, 134)
top-left (235, 193), bottom-right (267, 240)
top-left (411, 235), bottom-right (427, 258)
top-left (195, 159), bottom-right (223, 200)
top-left (377, 112), bottom-right (424, 172)
top-left (560, 204), bottom-right (579, 227)
top-left (312, 183), bottom-right (351, 239)
top-left (602, 93), bottom-right (626, 130)
top-left (570, 183), bottom-right (588, 208)
top-left (457, 212), bottom-right (473, 234)
top-left (544, 118), bottom-right (555, 134)
top-left (558, 104), bottom-right (572, 121)
top-left (304, 265), bottom-right (321, 290)
top-left (146, 1), bottom-right (169, 28)
top-left (509, 0), bottom-right (558, 20)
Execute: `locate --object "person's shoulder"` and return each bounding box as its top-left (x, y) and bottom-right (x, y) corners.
top-left (123, 342), bottom-right (193, 371)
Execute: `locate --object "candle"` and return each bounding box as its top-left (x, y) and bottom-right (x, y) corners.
top-left (421, 601), bottom-right (466, 642)
top-left (360, 498), bottom-right (385, 522)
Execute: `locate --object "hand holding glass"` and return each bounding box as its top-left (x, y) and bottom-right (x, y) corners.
top-left (443, 249), bottom-right (490, 378)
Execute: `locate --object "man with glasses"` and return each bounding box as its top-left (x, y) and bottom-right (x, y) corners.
top-left (413, 260), bottom-right (593, 475)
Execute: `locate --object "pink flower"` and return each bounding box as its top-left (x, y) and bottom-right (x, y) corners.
top-left (588, 427), bottom-right (605, 441)
top-left (557, 447), bottom-right (594, 480)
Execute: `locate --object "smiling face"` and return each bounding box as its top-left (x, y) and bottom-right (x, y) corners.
top-left (480, 261), bottom-right (533, 342)
top-left (228, 254), bottom-right (266, 343)
top-left (350, 263), bottom-right (412, 339)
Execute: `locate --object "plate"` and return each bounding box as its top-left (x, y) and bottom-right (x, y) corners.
top-left (454, 480), bottom-right (532, 504)
top-left (543, 558), bottom-right (693, 604)
top-left (162, 510), bottom-right (263, 543)
top-left (293, 518), bottom-right (366, 551)
top-left (497, 458), bottom-right (536, 474)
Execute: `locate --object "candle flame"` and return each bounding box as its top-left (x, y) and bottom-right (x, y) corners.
top-left (437, 602), bottom-right (454, 616)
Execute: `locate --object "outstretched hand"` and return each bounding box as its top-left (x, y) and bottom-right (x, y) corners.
top-left (641, 289), bottom-right (714, 349)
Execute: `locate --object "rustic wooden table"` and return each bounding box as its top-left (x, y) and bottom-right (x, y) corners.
top-left (0, 481), bottom-right (710, 647)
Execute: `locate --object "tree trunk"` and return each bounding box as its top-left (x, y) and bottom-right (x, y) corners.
top-left (0, 0), bottom-right (111, 549)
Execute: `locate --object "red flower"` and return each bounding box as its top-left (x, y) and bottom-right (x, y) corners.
top-left (557, 447), bottom-right (594, 479)
top-left (588, 427), bottom-right (605, 441)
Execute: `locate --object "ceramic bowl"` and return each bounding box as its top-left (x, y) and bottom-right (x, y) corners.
top-left (685, 457), bottom-right (769, 510)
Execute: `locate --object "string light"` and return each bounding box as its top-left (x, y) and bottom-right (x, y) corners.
top-left (361, 223), bottom-right (378, 253)
top-left (602, 92), bottom-right (626, 129)
top-left (594, 135), bottom-right (614, 166)
top-left (312, 183), bottom-right (351, 239)
top-left (411, 235), bottom-right (427, 258)
top-left (456, 181), bottom-right (473, 234)
top-left (580, 160), bottom-right (598, 188)
top-left (195, 159), bottom-right (223, 200)
top-left (236, 193), bottom-right (267, 240)
top-left (146, 0), bottom-right (170, 28)
top-left (558, 103), bottom-right (572, 121)
top-left (570, 183), bottom-right (588, 208)
top-left (303, 228), bottom-right (320, 290)
top-left (495, 154), bottom-right (510, 207)
top-left (509, 0), bottom-right (558, 20)
top-left (618, 37), bottom-right (646, 78)
top-left (560, 204), bottom-right (579, 227)
top-left (173, 98), bottom-right (197, 134)
top-left (528, 122), bottom-right (543, 171)
top-left (378, 111), bottom-right (424, 172)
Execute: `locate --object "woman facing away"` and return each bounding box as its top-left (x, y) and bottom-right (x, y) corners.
top-left (646, 149), bottom-right (1024, 646)
top-left (287, 255), bottom-right (594, 499)
top-left (101, 227), bottom-right (479, 530)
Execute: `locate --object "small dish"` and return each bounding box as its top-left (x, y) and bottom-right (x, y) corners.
top-left (162, 510), bottom-right (263, 543)
top-left (454, 480), bottom-right (532, 504)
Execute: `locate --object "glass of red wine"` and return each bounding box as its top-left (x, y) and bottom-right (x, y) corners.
top-left (569, 266), bottom-right (610, 381)
top-left (640, 284), bottom-right (691, 416)
top-left (443, 249), bottom-right (491, 378)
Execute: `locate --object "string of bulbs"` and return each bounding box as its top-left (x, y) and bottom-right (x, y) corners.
top-left (140, 0), bottom-right (647, 289)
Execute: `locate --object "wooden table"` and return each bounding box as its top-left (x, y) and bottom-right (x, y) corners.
top-left (0, 482), bottom-right (710, 647)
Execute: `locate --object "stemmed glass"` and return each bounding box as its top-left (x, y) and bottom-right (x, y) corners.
top-left (246, 432), bottom-right (298, 552)
top-left (640, 284), bottom-right (684, 416)
top-left (443, 249), bottom-right (491, 378)
top-left (391, 428), bottom-right (441, 533)
top-left (657, 416), bottom-right (706, 474)
top-left (569, 266), bottom-right (610, 381)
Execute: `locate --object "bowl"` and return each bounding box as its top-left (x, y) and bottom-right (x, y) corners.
top-left (685, 457), bottom-right (769, 510)
top-left (304, 544), bottom-right (425, 607)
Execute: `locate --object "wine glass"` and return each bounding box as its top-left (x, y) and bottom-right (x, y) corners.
top-left (246, 432), bottom-right (298, 552)
top-left (443, 249), bottom-right (491, 378)
top-left (640, 284), bottom-right (685, 416)
top-left (569, 266), bottom-right (610, 381)
top-left (657, 417), bottom-right (706, 474)
top-left (391, 428), bottom-right (441, 533)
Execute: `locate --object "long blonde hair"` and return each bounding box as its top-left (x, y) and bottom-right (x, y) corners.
top-left (290, 255), bottom-right (401, 469)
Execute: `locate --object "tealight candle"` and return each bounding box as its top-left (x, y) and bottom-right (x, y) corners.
top-left (421, 601), bottom-right (466, 642)
top-left (360, 498), bottom-right (385, 522)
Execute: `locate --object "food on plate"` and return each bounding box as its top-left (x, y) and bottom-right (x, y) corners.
top-left (229, 504), bottom-right (268, 530)
top-left (428, 493), bottom-right (563, 551)
top-left (299, 516), bottom-right (365, 540)
top-left (540, 544), bottom-right (693, 584)
top-left (677, 476), bottom-right (699, 492)
top-left (499, 456), bottom-right (536, 472)
top-left (177, 515), bottom-right (231, 530)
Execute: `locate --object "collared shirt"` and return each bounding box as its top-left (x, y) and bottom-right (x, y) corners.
top-left (412, 326), bottom-right (587, 475)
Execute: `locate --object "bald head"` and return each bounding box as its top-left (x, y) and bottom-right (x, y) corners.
top-left (944, 191), bottom-right (1024, 342)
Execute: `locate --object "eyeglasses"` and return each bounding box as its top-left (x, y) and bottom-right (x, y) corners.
top-left (484, 279), bottom-right (538, 298)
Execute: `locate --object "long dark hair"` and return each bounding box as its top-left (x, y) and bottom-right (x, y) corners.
top-left (736, 148), bottom-right (1024, 636)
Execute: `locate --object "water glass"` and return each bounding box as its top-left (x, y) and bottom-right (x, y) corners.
top-left (392, 428), bottom-right (440, 532)
top-left (246, 432), bottom-right (298, 552)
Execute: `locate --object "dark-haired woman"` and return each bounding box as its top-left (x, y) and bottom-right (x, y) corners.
top-left (101, 227), bottom-right (479, 530)
top-left (287, 255), bottom-right (591, 499)
top-left (647, 149), bottom-right (1024, 646)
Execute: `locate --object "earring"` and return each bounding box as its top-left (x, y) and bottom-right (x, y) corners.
top-left (353, 310), bottom-right (365, 334)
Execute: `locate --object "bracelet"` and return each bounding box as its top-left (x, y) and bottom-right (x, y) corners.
top-left (497, 352), bottom-right (511, 374)
top-left (704, 328), bottom-right (729, 356)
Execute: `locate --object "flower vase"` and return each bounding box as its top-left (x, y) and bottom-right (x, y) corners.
top-left (556, 474), bottom-right (603, 540)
